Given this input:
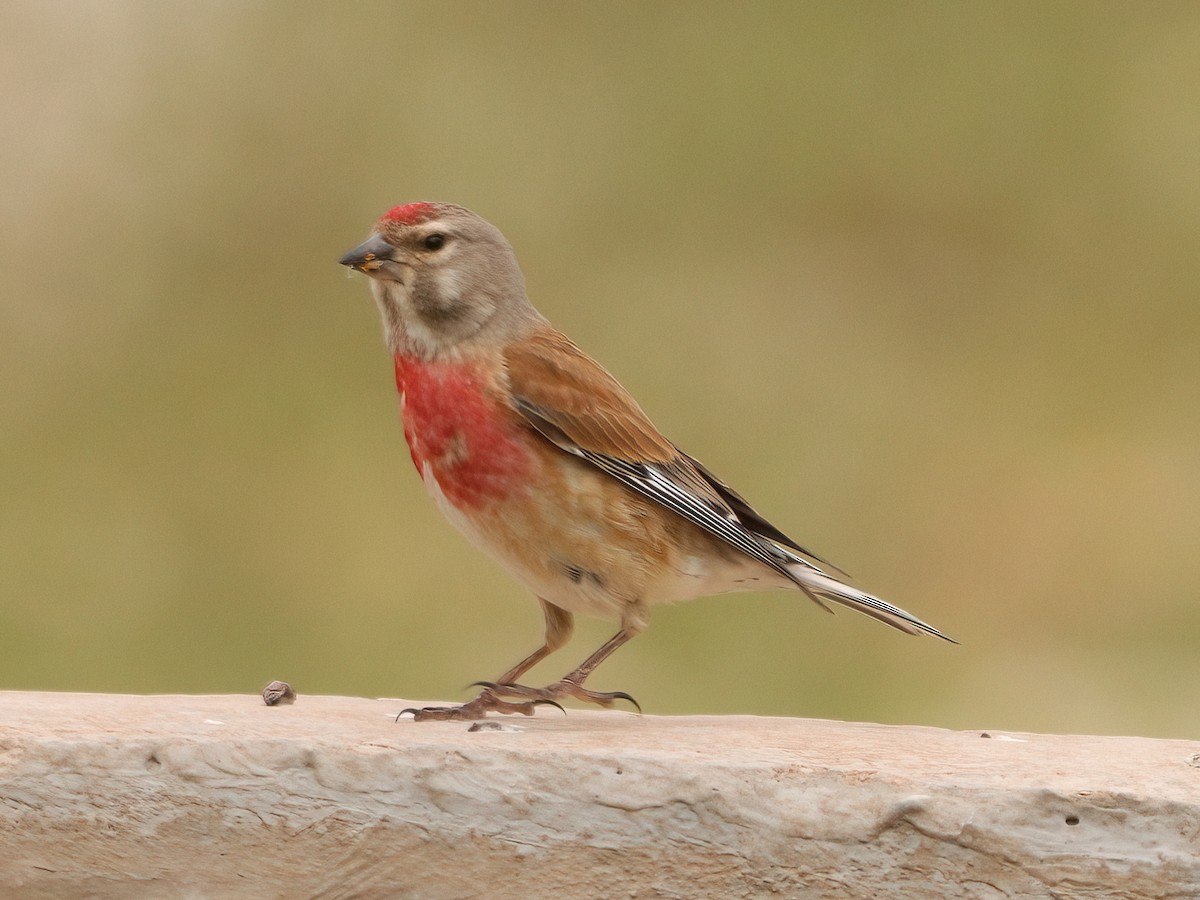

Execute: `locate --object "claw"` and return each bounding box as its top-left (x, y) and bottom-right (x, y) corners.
top-left (608, 691), bottom-right (642, 714)
top-left (396, 705), bottom-right (470, 722)
top-left (535, 698), bottom-right (568, 715)
top-left (394, 690), bottom-right (557, 722)
top-left (472, 679), bottom-right (639, 713)
top-left (463, 681), bottom-right (566, 720)
top-left (571, 688), bottom-right (640, 712)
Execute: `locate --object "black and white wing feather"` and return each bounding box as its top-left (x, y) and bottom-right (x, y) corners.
top-left (504, 327), bottom-right (952, 641)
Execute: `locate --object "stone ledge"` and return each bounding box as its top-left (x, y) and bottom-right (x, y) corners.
top-left (1, 691), bottom-right (1197, 898)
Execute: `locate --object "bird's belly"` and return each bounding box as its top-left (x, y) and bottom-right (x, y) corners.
top-left (421, 456), bottom-right (790, 622)
top-left (419, 464), bottom-right (629, 618)
top-left (647, 551), bottom-right (793, 603)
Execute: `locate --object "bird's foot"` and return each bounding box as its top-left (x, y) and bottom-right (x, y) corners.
top-left (472, 679), bottom-right (641, 713)
top-left (396, 686), bottom-right (564, 722)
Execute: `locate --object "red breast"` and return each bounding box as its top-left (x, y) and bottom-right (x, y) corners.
top-left (393, 354), bottom-right (534, 509)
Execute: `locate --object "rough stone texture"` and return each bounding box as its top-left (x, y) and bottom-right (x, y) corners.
top-left (1, 692), bottom-right (1197, 899)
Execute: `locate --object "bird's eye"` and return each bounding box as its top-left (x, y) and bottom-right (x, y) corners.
top-left (423, 233), bottom-right (446, 251)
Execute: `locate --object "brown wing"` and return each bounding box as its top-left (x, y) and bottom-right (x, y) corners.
top-left (504, 328), bottom-right (950, 641)
top-left (503, 326), bottom-right (824, 580)
top-left (502, 327), bottom-right (679, 464)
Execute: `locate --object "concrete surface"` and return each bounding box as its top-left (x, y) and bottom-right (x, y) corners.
top-left (1, 692), bottom-right (1198, 898)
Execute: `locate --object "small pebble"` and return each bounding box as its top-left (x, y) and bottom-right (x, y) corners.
top-left (263, 681), bottom-right (297, 706)
top-left (467, 721), bottom-right (522, 733)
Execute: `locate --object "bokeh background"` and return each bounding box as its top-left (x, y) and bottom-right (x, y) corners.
top-left (3, 2), bottom-right (1198, 739)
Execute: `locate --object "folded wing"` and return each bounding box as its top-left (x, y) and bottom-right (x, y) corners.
top-left (503, 327), bottom-right (950, 641)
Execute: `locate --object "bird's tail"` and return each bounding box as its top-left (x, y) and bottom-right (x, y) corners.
top-left (786, 564), bottom-right (954, 642)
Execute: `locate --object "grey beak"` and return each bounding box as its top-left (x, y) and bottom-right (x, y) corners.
top-left (339, 234), bottom-right (397, 272)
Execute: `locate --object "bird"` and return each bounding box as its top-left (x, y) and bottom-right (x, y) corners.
top-left (339, 202), bottom-right (950, 720)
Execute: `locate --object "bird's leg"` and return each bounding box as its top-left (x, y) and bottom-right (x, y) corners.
top-left (398, 600), bottom-right (574, 721)
top-left (493, 599), bottom-right (573, 685)
top-left (478, 626), bottom-right (642, 712)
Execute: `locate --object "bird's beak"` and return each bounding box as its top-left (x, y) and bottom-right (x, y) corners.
top-left (338, 234), bottom-right (398, 273)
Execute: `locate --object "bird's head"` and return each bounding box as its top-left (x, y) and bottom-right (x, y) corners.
top-left (340, 202), bottom-right (540, 358)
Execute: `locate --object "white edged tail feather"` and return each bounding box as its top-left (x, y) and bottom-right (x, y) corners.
top-left (786, 565), bottom-right (953, 641)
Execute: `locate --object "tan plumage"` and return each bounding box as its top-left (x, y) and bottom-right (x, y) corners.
top-left (340, 202), bottom-right (951, 720)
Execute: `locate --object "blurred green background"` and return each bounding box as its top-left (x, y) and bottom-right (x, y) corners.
top-left (3, 2), bottom-right (1198, 739)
